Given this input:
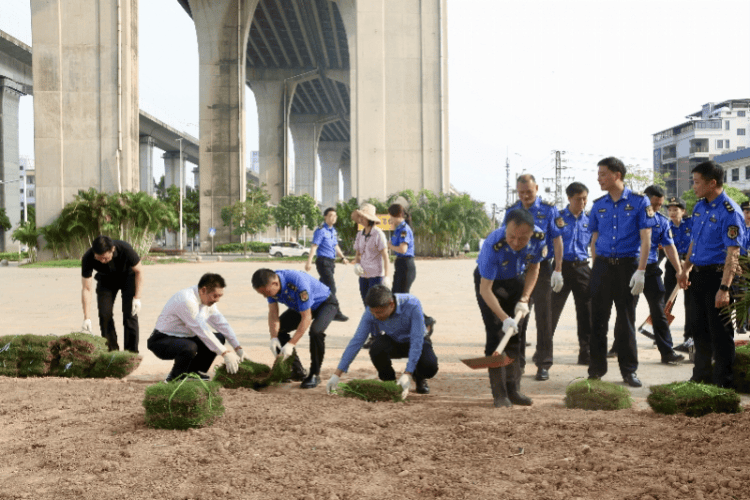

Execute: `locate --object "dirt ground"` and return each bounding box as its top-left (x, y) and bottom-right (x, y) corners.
top-left (2, 258), bottom-right (750, 500)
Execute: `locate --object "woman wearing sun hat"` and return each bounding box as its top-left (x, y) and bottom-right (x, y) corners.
top-left (351, 203), bottom-right (390, 303)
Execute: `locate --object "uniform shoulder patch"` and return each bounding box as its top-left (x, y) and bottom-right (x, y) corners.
top-left (299, 290), bottom-right (309, 302)
top-left (288, 283), bottom-right (297, 291)
top-left (532, 231), bottom-right (545, 240)
top-left (555, 216), bottom-right (565, 228)
top-left (728, 225), bottom-right (740, 239)
top-left (401, 231), bottom-right (408, 238)
top-left (724, 201), bottom-right (735, 213)
top-left (493, 239), bottom-right (506, 251)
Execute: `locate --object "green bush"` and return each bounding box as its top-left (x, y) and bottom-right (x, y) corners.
top-left (338, 379), bottom-right (406, 403)
top-left (734, 344), bottom-right (750, 394)
top-left (564, 378), bottom-right (633, 411)
top-left (647, 381), bottom-right (742, 417)
top-left (214, 241), bottom-right (271, 253)
top-left (0, 252), bottom-right (27, 261)
top-left (143, 375), bottom-right (225, 430)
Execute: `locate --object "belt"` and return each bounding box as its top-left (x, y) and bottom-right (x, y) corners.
top-left (396, 255), bottom-right (414, 259)
top-left (678, 253), bottom-right (687, 260)
top-left (600, 256), bottom-right (636, 265)
top-left (563, 259), bottom-right (589, 267)
top-left (693, 264), bottom-right (724, 273)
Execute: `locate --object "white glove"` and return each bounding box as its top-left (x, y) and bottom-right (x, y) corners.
top-left (269, 337), bottom-right (282, 356)
top-left (397, 373), bottom-right (412, 399)
top-left (222, 351), bottom-right (240, 374)
top-left (280, 342), bottom-right (295, 360)
top-left (514, 301), bottom-right (530, 320)
top-left (353, 263), bottom-right (365, 276)
top-left (551, 271), bottom-right (564, 293)
top-left (236, 347), bottom-right (250, 362)
top-left (81, 319), bottom-right (93, 334)
top-left (629, 269), bottom-right (646, 296)
top-left (382, 276), bottom-right (392, 289)
top-left (131, 298), bottom-right (141, 317)
top-left (326, 374), bottom-right (340, 394)
top-left (502, 317), bottom-right (518, 336)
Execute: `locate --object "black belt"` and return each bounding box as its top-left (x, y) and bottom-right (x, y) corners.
top-left (563, 259), bottom-right (589, 267)
top-left (396, 255), bottom-right (414, 259)
top-left (600, 256), bottom-right (636, 265)
top-left (693, 264), bottom-right (724, 273)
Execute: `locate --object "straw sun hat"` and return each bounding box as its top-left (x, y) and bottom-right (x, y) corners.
top-left (352, 203), bottom-right (380, 223)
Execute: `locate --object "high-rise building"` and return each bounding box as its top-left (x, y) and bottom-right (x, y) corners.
top-left (19, 156), bottom-right (34, 223)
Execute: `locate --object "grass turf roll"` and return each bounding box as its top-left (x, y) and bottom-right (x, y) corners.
top-left (12, 335), bottom-right (55, 377)
top-left (143, 375), bottom-right (225, 430)
top-left (564, 378), bottom-right (633, 411)
top-left (213, 352), bottom-right (296, 390)
top-left (88, 351), bottom-right (143, 379)
top-left (734, 344), bottom-right (750, 394)
top-left (338, 379), bottom-right (405, 403)
top-left (647, 381), bottom-right (741, 417)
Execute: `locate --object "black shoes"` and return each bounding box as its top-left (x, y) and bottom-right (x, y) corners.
top-left (623, 373), bottom-right (642, 388)
top-left (674, 338), bottom-right (693, 353)
top-left (662, 351), bottom-right (685, 364)
top-left (333, 312), bottom-right (349, 322)
top-left (535, 368), bottom-right (549, 381)
top-left (300, 373), bottom-right (320, 389)
top-left (415, 378), bottom-right (430, 394)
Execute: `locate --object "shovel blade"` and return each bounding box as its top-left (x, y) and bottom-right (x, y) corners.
top-left (460, 351), bottom-right (514, 369)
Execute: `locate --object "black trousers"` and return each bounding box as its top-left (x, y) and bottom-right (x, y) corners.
top-left (96, 275), bottom-right (139, 353)
top-left (642, 263), bottom-right (675, 357)
top-left (689, 268), bottom-right (735, 387)
top-left (369, 336), bottom-right (438, 382)
top-left (315, 256), bottom-right (338, 297)
top-left (473, 267), bottom-right (524, 359)
top-left (530, 259), bottom-right (554, 370)
top-left (589, 257), bottom-right (639, 378)
top-left (278, 294), bottom-right (339, 375)
top-left (393, 256), bottom-right (417, 294)
top-left (550, 260), bottom-right (591, 355)
top-left (148, 331), bottom-right (225, 379)
top-left (664, 260), bottom-right (693, 341)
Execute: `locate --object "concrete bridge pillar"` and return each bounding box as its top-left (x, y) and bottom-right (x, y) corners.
top-left (289, 119), bottom-right (322, 198)
top-left (188, 0), bottom-right (258, 248)
top-left (0, 77), bottom-right (25, 251)
top-left (249, 80), bottom-right (289, 205)
top-left (341, 156), bottom-right (351, 201)
top-left (162, 150), bottom-right (187, 193)
top-left (318, 141), bottom-right (347, 209)
top-left (139, 136), bottom-right (155, 196)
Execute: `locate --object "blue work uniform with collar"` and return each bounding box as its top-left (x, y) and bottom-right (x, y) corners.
top-left (589, 187), bottom-right (656, 258)
top-left (267, 269), bottom-right (331, 312)
top-left (476, 225), bottom-right (547, 280)
top-left (648, 212), bottom-right (675, 264)
top-left (690, 192), bottom-right (744, 266)
top-left (670, 216), bottom-right (692, 257)
top-left (558, 206), bottom-right (591, 262)
top-left (504, 197), bottom-right (561, 260)
top-left (391, 221), bottom-right (415, 257)
top-left (312, 223), bottom-right (338, 259)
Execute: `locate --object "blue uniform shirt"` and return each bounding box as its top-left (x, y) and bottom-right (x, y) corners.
top-left (391, 221), bottom-right (415, 257)
top-left (589, 188), bottom-right (656, 258)
top-left (312, 223), bottom-right (338, 259)
top-left (670, 216), bottom-right (693, 255)
top-left (504, 196), bottom-right (562, 260)
top-left (742, 224), bottom-right (750, 257)
top-left (689, 191), bottom-right (744, 266)
top-left (337, 294), bottom-right (426, 374)
top-left (266, 270), bottom-right (331, 312)
top-left (476, 225), bottom-right (547, 281)
top-left (558, 206), bottom-right (591, 262)
top-left (648, 212), bottom-right (675, 264)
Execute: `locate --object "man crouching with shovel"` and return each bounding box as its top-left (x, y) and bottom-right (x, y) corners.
top-left (473, 209), bottom-right (545, 407)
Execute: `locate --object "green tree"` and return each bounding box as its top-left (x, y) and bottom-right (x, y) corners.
top-left (220, 183), bottom-right (273, 255)
top-left (184, 187), bottom-right (200, 239)
top-left (12, 221), bottom-right (39, 262)
top-left (625, 164), bottom-right (668, 192)
top-left (272, 193), bottom-right (322, 241)
top-left (682, 186), bottom-right (748, 214)
top-left (333, 198), bottom-right (361, 255)
top-left (0, 208), bottom-right (11, 232)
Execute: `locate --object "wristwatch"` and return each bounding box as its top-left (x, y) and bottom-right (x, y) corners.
top-left (719, 284), bottom-right (730, 292)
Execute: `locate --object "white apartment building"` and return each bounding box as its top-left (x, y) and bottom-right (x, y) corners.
top-left (717, 148), bottom-right (750, 193)
top-left (653, 99), bottom-right (750, 199)
top-left (19, 156), bottom-right (34, 222)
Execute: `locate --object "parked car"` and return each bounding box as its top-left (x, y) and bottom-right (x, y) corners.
top-left (269, 241), bottom-right (310, 258)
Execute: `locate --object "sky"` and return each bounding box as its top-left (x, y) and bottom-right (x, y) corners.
top-left (1, 0), bottom-right (749, 209)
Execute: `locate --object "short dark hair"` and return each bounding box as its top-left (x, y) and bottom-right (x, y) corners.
top-left (388, 203), bottom-right (412, 226)
top-left (565, 182), bottom-right (588, 198)
top-left (92, 235), bottom-right (115, 255)
top-left (692, 160), bottom-right (724, 187)
top-left (198, 273), bottom-right (226, 291)
top-left (504, 209), bottom-right (535, 230)
top-left (365, 285), bottom-right (395, 309)
top-left (251, 268), bottom-right (278, 289)
top-left (517, 173), bottom-right (536, 185)
top-left (598, 157), bottom-right (627, 181)
top-left (323, 207), bottom-right (336, 216)
top-left (644, 185), bottom-right (665, 198)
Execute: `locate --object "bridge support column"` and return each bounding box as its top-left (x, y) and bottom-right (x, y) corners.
top-left (0, 77), bottom-right (24, 251)
top-left (341, 156), bottom-right (351, 201)
top-left (250, 80), bottom-right (289, 205)
top-left (189, 0), bottom-right (258, 248)
top-left (139, 136), bottom-right (154, 196)
top-left (289, 120), bottom-right (321, 198)
top-left (162, 150), bottom-right (187, 249)
top-left (318, 141), bottom-right (346, 209)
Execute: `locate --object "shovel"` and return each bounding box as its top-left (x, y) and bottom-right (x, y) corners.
top-left (638, 285), bottom-right (679, 339)
top-left (461, 312), bottom-right (526, 369)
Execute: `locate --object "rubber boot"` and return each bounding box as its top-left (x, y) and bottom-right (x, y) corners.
top-left (506, 361), bottom-right (533, 406)
top-left (488, 366), bottom-right (512, 408)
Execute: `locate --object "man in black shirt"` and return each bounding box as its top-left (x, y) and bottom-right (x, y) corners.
top-left (81, 235), bottom-right (143, 352)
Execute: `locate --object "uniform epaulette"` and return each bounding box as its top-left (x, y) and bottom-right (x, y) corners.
top-left (594, 194), bottom-right (606, 202)
top-left (532, 231), bottom-right (545, 240)
top-left (492, 239), bottom-right (506, 251)
top-left (723, 200), bottom-right (735, 213)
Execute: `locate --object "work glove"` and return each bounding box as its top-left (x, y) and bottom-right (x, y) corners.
top-left (502, 317), bottom-right (518, 336)
top-left (382, 276), bottom-right (392, 289)
top-left (353, 263), bottom-right (365, 276)
top-left (551, 271), bottom-right (564, 293)
top-left (81, 319), bottom-right (93, 334)
top-left (514, 301), bottom-right (530, 320)
top-left (326, 374), bottom-right (340, 395)
top-left (269, 337), bottom-right (282, 356)
top-left (222, 351), bottom-right (240, 374)
top-left (131, 298), bottom-right (141, 317)
top-left (280, 342), bottom-right (295, 360)
top-left (629, 269), bottom-right (646, 296)
top-left (236, 347), bottom-right (250, 363)
top-left (397, 373), bottom-right (412, 399)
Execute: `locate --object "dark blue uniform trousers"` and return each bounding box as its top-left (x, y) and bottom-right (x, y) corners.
top-left (369, 336), bottom-right (438, 383)
top-left (642, 263), bottom-right (676, 358)
top-left (277, 294), bottom-right (339, 376)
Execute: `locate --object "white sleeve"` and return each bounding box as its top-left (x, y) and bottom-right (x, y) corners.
top-left (206, 307), bottom-right (240, 349)
top-left (178, 299), bottom-right (226, 355)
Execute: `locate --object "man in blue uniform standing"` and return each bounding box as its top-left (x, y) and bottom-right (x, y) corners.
top-left (325, 285), bottom-right (438, 396)
top-left (475, 209), bottom-right (546, 407)
top-left (665, 197), bottom-right (694, 352)
top-left (641, 185), bottom-right (685, 364)
top-left (504, 174), bottom-right (564, 382)
top-left (678, 160), bottom-right (744, 388)
top-left (589, 157), bottom-right (655, 388)
top-left (549, 182), bottom-right (592, 366)
top-left (306, 207), bottom-right (349, 322)
top-left (252, 268), bottom-right (340, 389)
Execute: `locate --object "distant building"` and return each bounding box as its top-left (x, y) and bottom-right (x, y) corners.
top-left (246, 150), bottom-right (260, 187)
top-left (653, 99), bottom-right (750, 199)
top-left (717, 148), bottom-right (750, 194)
top-left (19, 156), bottom-right (34, 222)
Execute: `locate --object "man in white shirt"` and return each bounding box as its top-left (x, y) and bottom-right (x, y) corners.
top-left (147, 273), bottom-right (247, 381)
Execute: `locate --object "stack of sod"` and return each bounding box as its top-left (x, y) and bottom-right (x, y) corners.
top-left (337, 379), bottom-right (405, 403)
top-left (647, 381), bottom-right (741, 417)
top-left (88, 351), bottom-right (143, 379)
top-left (0, 334), bottom-right (56, 377)
top-left (213, 352), bottom-right (295, 390)
top-left (143, 375), bottom-right (225, 430)
top-left (564, 378), bottom-right (633, 411)
top-left (49, 332), bottom-right (106, 378)
top-left (735, 344), bottom-right (750, 394)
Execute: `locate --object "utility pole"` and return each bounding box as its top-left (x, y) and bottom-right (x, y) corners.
top-left (505, 154), bottom-right (511, 210)
top-left (546, 150), bottom-right (573, 208)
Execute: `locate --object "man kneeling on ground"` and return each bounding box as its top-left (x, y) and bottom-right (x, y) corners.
top-left (148, 273), bottom-right (247, 381)
top-left (326, 285), bottom-right (438, 396)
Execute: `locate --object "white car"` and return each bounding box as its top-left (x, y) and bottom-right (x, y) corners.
top-left (269, 241), bottom-right (310, 258)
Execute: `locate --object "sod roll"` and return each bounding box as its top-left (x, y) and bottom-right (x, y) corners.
top-left (564, 378), bottom-right (633, 411)
top-left (143, 375), bottom-right (225, 430)
top-left (213, 352), bottom-right (296, 390)
top-left (647, 381), bottom-right (741, 417)
top-left (338, 379), bottom-right (405, 403)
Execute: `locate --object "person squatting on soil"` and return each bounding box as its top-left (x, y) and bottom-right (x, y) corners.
top-left (252, 268), bottom-right (339, 389)
top-left (305, 207), bottom-right (350, 322)
top-left (474, 209), bottom-right (543, 408)
top-left (503, 174), bottom-right (564, 382)
top-left (326, 285), bottom-right (438, 396)
top-left (665, 196), bottom-right (694, 352)
top-left (678, 160), bottom-right (743, 389)
top-left (81, 235), bottom-right (144, 353)
top-left (147, 273), bottom-right (246, 382)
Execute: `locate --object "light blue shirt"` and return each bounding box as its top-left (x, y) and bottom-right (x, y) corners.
top-left (648, 212), bottom-right (675, 264)
top-left (312, 223), bottom-right (338, 259)
top-left (391, 221), bottom-right (415, 257)
top-left (504, 197), bottom-right (561, 260)
top-left (476, 225), bottom-right (547, 281)
top-left (589, 187), bottom-right (656, 258)
top-left (689, 191), bottom-right (744, 266)
top-left (558, 206), bottom-right (591, 262)
top-left (267, 270), bottom-right (330, 312)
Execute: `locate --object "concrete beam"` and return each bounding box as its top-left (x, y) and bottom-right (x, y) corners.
top-left (139, 109), bottom-right (199, 165)
top-left (139, 136), bottom-right (154, 196)
top-left (250, 79), bottom-right (288, 205)
top-left (290, 120), bottom-right (322, 198)
top-left (0, 31), bottom-right (33, 94)
top-left (341, 156), bottom-right (351, 201)
top-left (0, 77), bottom-right (25, 251)
top-left (318, 141), bottom-right (347, 209)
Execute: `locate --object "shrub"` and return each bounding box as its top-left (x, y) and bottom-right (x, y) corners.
top-left (214, 241), bottom-right (271, 253)
top-left (564, 378), bottom-right (633, 411)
